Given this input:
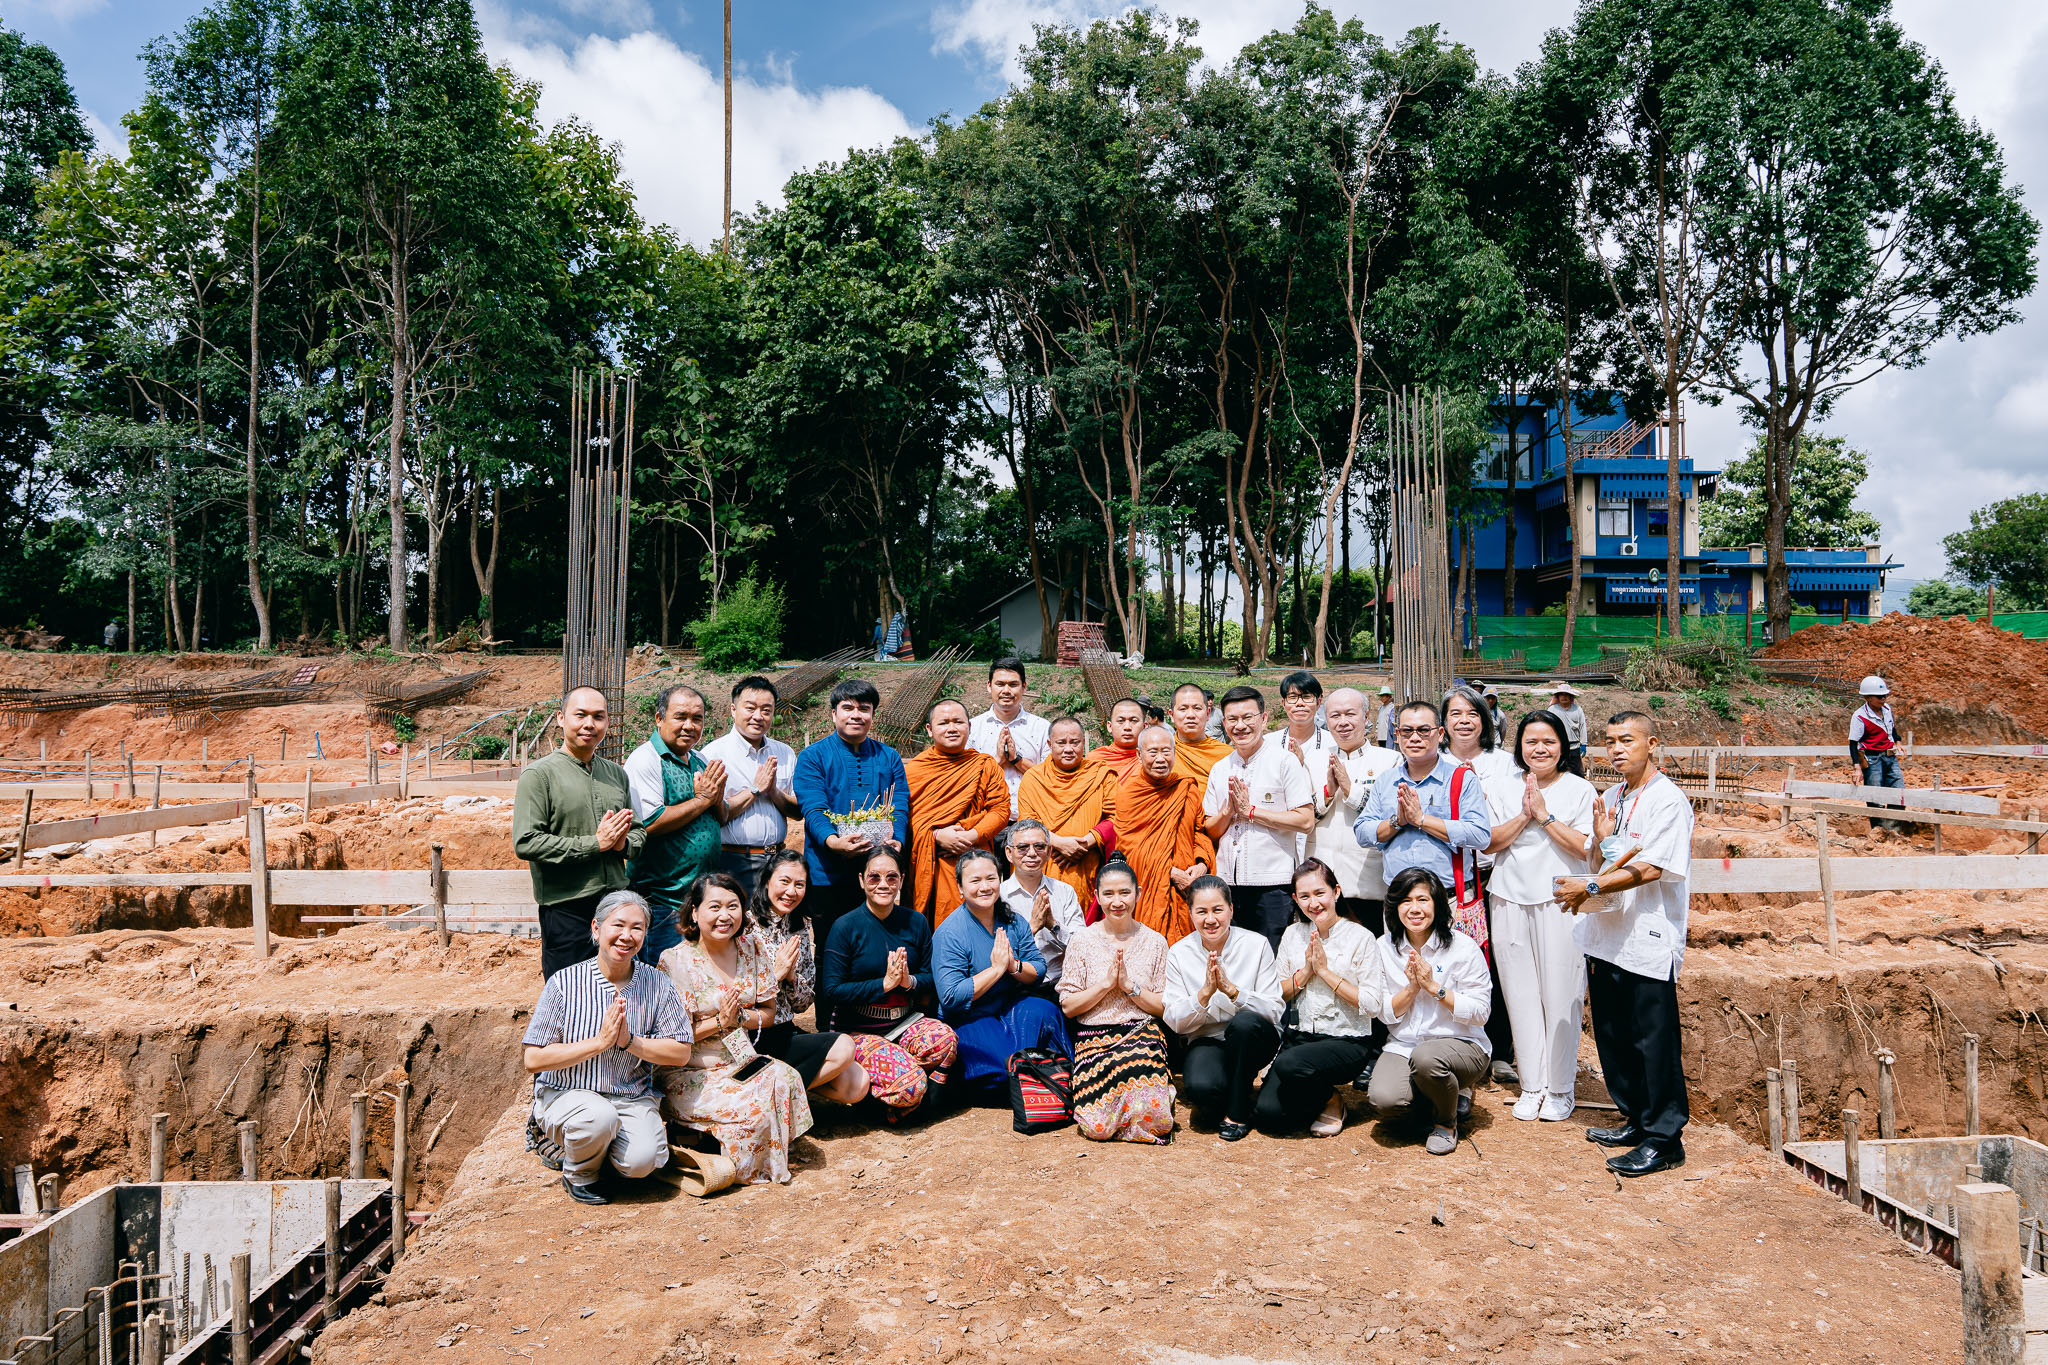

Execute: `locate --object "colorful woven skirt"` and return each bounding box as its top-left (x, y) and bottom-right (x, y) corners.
top-left (1070, 1021), bottom-right (1175, 1144)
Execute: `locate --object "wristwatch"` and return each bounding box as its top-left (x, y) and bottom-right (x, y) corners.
top-left (1584, 878), bottom-right (1601, 897)
top-left (1540, 815), bottom-right (1556, 828)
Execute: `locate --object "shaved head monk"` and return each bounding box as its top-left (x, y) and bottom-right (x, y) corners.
top-left (1169, 683), bottom-right (1232, 784)
top-left (1089, 698), bottom-right (1148, 780)
top-left (905, 699), bottom-right (1011, 924)
top-left (1017, 715), bottom-right (1118, 907)
top-left (1112, 724), bottom-right (1213, 943)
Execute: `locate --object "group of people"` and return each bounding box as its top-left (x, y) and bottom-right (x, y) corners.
top-left (514, 659), bottom-right (1692, 1203)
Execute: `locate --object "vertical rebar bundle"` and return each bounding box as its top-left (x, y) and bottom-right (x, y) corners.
top-left (1387, 386), bottom-right (1453, 705)
top-left (563, 368), bottom-right (635, 764)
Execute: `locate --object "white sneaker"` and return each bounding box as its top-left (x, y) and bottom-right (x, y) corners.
top-left (1512, 1091), bottom-right (1544, 1121)
top-left (1539, 1092), bottom-right (1576, 1122)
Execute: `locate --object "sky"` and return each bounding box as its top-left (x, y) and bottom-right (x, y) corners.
top-left (10, 0), bottom-right (2046, 609)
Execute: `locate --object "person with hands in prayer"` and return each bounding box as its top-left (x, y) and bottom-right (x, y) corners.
top-left (1164, 875), bottom-right (1281, 1141)
top-left (932, 848), bottom-right (1070, 1098)
top-left (1203, 686), bottom-right (1315, 949)
top-left (999, 818), bottom-right (1087, 986)
top-left (1367, 869), bottom-right (1493, 1157)
top-left (1058, 857), bottom-right (1176, 1143)
top-left (1254, 858), bottom-right (1381, 1138)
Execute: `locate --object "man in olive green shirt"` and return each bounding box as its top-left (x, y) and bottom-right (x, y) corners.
top-left (513, 686), bottom-right (645, 978)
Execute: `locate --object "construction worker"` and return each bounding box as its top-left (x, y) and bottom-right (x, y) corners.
top-left (1373, 685), bottom-right (1397, 747)
top-left (1849, 676), bottom-right (1905, 834)
top-left (1546, 683), bottom-right (1589, 764)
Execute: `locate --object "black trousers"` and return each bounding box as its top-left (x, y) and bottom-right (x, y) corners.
top-left (1230, 883), bottom-right (1296, 951)
top-left (538, 892), bottom-right (606, 979)
top-left (1181, 1012), bottom-right (1280, 1124)
top-left (1253, 1033), bottom-right (1374, 1134)
top-left (1336, 896), bottom-right (1384, 936)
top-left (1585, 956), bottom-right (1689, 1143)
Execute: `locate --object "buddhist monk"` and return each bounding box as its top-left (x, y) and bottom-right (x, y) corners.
top-left (1114, 724), bottom-right (1213, 943)
top-left (1169, 682), bottom-right (1232, 784)
top-left (1088, 697), bottom-right (1147, 780)
top-left (904, 699), bottom-right (1010, 925)
top-left (1017, 715), bottom-right (1117, 907)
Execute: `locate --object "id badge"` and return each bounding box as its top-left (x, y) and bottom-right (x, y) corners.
top-left (720, 1027), bottom-right (757, 1065)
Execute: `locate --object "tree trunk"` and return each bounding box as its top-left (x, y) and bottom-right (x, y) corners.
top-left (468, 480), bottom-right (499, 643)
top-left (1452, 516), bottom-right (1470, 654)
top-left (126, 567), bottom-right (136, 654)
top-left (1664, 391), bottom-right (1684, 637)
top-left (386, 247), bottom-right (411, 651)
top-left (245, 133), bottom-right (271, 650)
top-left (1764, 410), bottom-right (1793, 641)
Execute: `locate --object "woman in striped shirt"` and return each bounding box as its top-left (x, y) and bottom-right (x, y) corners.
top-left (522, 891), bottom-right (694, 1205)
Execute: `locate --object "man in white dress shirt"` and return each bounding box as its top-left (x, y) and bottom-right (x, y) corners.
top-left (699, 675), bottom-right (801, 896)
top-left (1560, 711), bottom-right (1694, 1178)
top-left (998, 818), bottom-right (1087, 986)
top-left (967, 656), bottom-right (1050, 817)
top-left (1203, 685), bottom-right (1315, 949)
top-left (1307, 687), bottom-right (1400, 933)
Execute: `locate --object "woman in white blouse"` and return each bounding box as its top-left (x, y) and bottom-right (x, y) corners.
top-left (1163, 875), bottom-right (1283, 1141)
top-left (1252, 858), bottom-right (1383, 1137)
top-left (1484, 710), bottom-right (1595, 1122)
top-left (1368, 867), bottom-right (1493, 1155)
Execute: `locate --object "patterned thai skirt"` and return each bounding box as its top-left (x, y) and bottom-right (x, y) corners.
top-left (1070, 1020), bottom-right (1175, 1144)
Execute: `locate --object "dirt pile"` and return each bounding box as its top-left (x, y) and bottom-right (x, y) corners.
top-left (1765, 613), bottom-right (2048, 739)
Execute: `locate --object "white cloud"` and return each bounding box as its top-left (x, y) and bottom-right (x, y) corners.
top-left (82, 109), bottom-right (126, 159)
top-left (482, 10), bottom-right (916, 246)
top-left (4, 0), bottom-right (108, 18)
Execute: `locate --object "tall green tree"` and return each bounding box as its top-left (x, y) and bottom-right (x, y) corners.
top-left (1688, 0), bottom-right (2036, 640)
top-left (1700, 431), bottom-right (1879, 548)
top-left (1944, 493), bottom-right (2048, 611)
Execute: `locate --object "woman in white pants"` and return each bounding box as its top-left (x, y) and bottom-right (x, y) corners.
top-left (523, 891), bottom-right (695, 1204)
top-left (1481, 710), bottom-right (1595, 1122)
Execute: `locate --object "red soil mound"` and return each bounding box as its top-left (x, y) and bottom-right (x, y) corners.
top-left (1763, 612), bottom-right (2048, 739)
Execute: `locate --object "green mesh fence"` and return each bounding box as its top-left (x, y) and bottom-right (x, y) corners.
top-left (1466, 609), bottom-right (2048, 671)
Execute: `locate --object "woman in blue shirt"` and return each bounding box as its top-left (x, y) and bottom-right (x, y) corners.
top-left (931, 848), bottom-right (1071, 1097)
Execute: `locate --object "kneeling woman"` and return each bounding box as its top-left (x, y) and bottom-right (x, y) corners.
top-left (818, 847), bottom-right (960, 1120)
top-left (657, 874), bottom-right (814, 1185)
top-left (1254, 857), bottom-right (1383, 1138)
top-left (932, 848), bottom-right (1070, 1098)
top-left (522, 891), bottom-right (694, 1205)
top-left (1367, 868), bottom-right (1493, 1156)
top-left (746, 850), bottom-right (870, 1105)
top-left (1163, 875), bottom-right (1281, 1140)
top-left (1056, 857), bottom-right (1175, 1143)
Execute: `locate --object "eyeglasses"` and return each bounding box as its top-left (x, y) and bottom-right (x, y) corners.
top-left (1010, 841), bottom-right (1048, 855)
top-left (864, 873), bottom-right (902, 884)
top-left (1394, 726), bottom-right (1439, 738)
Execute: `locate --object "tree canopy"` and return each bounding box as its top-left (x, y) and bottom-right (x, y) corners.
top-left (1701, 432), bottom-right (1880, 548)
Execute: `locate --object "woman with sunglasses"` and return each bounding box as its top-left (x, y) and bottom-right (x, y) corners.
top-left (818, 846), bottom-right (960, 1119)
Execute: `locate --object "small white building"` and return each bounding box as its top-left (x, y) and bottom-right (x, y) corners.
top-left (980, 582), bottom-right (1104, 660)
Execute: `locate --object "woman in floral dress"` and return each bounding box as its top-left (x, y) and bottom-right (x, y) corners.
top-left (657, 873), bottom-right (813, 1184)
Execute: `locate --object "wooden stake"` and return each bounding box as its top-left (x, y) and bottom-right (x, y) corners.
top-left (281, 729), bottom-right (288, 761)
top-left (1965, 1033), bottom-right (1980, 1136)
top-left (430, 844), bottom-right (448, 948)
top-left (150, 766), bottom-right (162, 848)
top-left (11, 1164), bottom-right (31, 1215)
top-left (400, 745), bottom-right (409, 801)
top-left (202, 738), bottom-right (208, 764)
top-left (1877, 1048), bottom-right (1897, 1139)
top-left (124, 752), bottom-right (136, 799)
top-left (303, 766), bottom-right (314, 817)
top-left (83, 749), bottom-right (91, 802)
top-left (1934, 770), bottom-right (1944, 852)
top-left (230, 1252), bottom-right (252, 1365)
top-left (323, 1178), bottom-right (342, 1313)
top-left (1957, 1182), bottom-right (2024, 1365)
top-left (391, 1185), bottom-right (407, 1262)
top-left (1765, 1067), bottom-right (1784, 1157)
top-left (1783, 1058), bottom-right (1801, 1143)
top-left (238, 1120), bottom-right (258, 1180)
top-left (393, 1079), bottom-right (411, 1210)
top-left (150, 1112), bottom-right (168, 1182)
top-left (1841, 1108), bottom-right (1861, 1205)
top-left (425, 744), bottom-right (433, 781)
top-left (12, 790), bottom-right (29, 871)
top-left (1816, 812), bottom-right (1838, 957)
top-left (246, 805), bottom-right (271, 959)
top-left (1781, 760), bottom-right (1795, 829)
top-left (2026, 807), bottom-right (2040, 855)
top-left (140, 1312), bottom-right (164, 1365)
top-left (349, 1092), bottom-right (367, 1179)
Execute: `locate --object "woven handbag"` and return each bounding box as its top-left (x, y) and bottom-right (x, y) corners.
top-left (1006, 1048), bottom-right (1074, 1134)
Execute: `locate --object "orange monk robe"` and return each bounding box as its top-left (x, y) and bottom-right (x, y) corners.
top-left (1111, 767), bottom-right (1215, 944)
top-left (1016, 757), bottom-right (1119, 908)
top-left (1170, 734), bottom-right (1233, 785)
top-left (904, 746), bottom-right (1010, 925)
top-left (1087, 742), bottom-right (1141, 781)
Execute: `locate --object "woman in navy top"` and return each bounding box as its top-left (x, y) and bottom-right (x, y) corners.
top-left (931, 848), bottom-right (1071, 1095)
top-left (819, 846), bottom-right (958, 1118)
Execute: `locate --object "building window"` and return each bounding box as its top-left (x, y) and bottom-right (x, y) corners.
top-left (1596, 496), bottom-right (1630, 538)
top-left (1482, 430), bottom-right (1535, 481)
top-left (1646, 506), bottom-right (1670, 537)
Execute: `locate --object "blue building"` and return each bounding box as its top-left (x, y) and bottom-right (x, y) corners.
top-left (1457, 396), bottom-right (1899, 619)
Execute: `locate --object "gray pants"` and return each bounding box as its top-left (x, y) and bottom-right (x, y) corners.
top-left (533, 1087), bottom-right (667, 1187)
top-left (1367, 1037), bottom-right (1491, 1125)
top-left (718, 847), bottom-right (779, 899)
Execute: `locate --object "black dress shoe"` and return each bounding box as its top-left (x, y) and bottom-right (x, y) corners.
top-left (563, 1176), bottom-right (609, 1205)
top-left (1219, 1120), bottom-right (1251, 1142)
top-left (1585, 1123), bottom-right (1644, 1148)
top-left (1607, 1141), bottom-right (1685, 1177)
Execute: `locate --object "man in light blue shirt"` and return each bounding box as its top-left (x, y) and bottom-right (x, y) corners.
top-left (1354, 700), bottom-right (1492, 895)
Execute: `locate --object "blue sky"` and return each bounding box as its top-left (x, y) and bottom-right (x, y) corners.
top-left (11, 0), bottom-right (2047, 603)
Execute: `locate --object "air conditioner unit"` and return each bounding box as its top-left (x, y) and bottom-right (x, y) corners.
top-left (1619, 540), bottom-right (1639, 557)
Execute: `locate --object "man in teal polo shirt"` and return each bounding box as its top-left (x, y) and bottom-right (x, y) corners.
top-left (623, 684), bottom-right (726, 965)
top-left (513, 685), bottom-right (645, 978)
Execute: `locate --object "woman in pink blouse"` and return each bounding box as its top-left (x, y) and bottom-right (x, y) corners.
top-left (1057, 857), bottom-right (1175, 1143)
